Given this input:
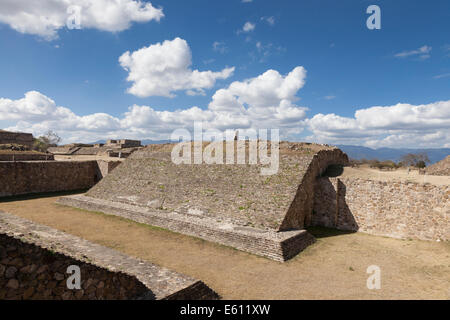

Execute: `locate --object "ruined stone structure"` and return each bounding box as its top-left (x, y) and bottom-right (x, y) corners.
top-left (426, 156), bottom-right (450, 176)
top-left (0, 130), bottom-right (34, 150)
top-left (57, 194), bottom-right (316, 262)
top-left (4, 140), bottom-right (447, 264)
top-left (96, 160), bottom-right (122, 180)
top-left (0, 160), bottom-right (121, 198)
top-left (0, 212), bottom-right (217, 300)
top-left (86, 142), bottom-right (348, 231)
top-left (48, 140), bottom-right (142, 159)
top-left (313, 177), bottom-right (449, 241)
top-left (59, 142), bottom-right (349, 261)
top-left (106, 139), bottom-right (142, 148)
top-left (48, 143), bottom-right (94, 155)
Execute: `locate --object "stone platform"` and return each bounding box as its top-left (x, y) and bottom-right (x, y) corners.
top-left (57, 194), bottom-right (316, 262)
top-left (85, 142), bottom-right (349, 232)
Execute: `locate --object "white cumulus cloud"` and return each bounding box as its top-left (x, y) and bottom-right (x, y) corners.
top-left (307, 101), bottom-right (450, 148)
top-left (241, 22), bottom-right (255, 33)
top-left (0, 0), bottom-right (164, 40)
top-left (119, 38), bottom-right (235, 98)
top-left (3, 71), bottom-right (448, 148)
top-left (1, 91), bottom-right (121, 141)
top-left (1, 67), bottom-right (308, 142)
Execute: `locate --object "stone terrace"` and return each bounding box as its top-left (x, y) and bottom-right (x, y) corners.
top-left (49, 142), bottom-right (142, 159)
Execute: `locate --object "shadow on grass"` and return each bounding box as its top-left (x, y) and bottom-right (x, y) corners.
top-left (306, 226), bottom-right (356, 239)
top-left (0, 189), bottom-right (88, 203)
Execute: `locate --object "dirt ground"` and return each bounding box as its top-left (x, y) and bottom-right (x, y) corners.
top-left (0, 194), bottom-right (449, 300)
top-left (341, 166), bottom-right (450, 186)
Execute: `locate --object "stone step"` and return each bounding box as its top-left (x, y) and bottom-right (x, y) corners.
top-left (57, 194), bottom-right (316, 262)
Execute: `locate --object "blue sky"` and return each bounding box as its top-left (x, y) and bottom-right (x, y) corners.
top-left (0, 0), bottom-right (449, 147)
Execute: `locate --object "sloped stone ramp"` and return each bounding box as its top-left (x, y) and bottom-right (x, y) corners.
top-left (56, 142), bottom-right (350, 262)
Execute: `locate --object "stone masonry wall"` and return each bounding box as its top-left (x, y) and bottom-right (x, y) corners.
top-left (0, 153), bottom-right (55, 161)
top-left (95, 160), bottom-right (122, 181)
top-left (0, 234), bottom-right (148, 300)
top-left (58, 194), bottom-right (316, 262)
top-left (0, 160), bottom-right (121, 198)
top-left (279, 149), bottom-right (349, 231)
top-left (313, 177), bottom-right (449, 241)
top-left (0, 212), bottom-right (218, 300)
top-left (0, 161), bottom-right (97, 197)
top-left (0, 131), bottom-right (34, 149)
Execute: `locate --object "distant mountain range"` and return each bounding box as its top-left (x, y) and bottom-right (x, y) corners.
top-left (90, 140), bottom-right (449, 164)
top-left (336, 145), bottom-right (450, 164)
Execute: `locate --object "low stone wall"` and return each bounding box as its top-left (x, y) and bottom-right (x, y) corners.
top-left (105, 150), bottom-right (133, 158)
top-left (57, 195), bottom-right (316, 262)
top-left (0, 212), bottom-right (218, 300)
top-left (95, 160), bottom-right (122, 181)
top-left (0, 161), bottom-right (97, 197)
top-left (0, 153), bottom-right (54, 161)
top-left (0, 234), bottom-right (148, 300)
top-left (0, 160), bottom-right (121, 198)
top-left (313, 177), bottom-right (449, 241)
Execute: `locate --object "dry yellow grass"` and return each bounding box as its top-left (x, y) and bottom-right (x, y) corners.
top-left (341, 166), bottom-right (450, 186)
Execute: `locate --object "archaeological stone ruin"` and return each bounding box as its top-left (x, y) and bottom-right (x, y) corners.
top-left (58, 142), bottom-right (350, 261)
top-left (0, 130), bottom-right (34, 150)
top-left (1, 138), bottom-right (448, 265)
top-left (59, 141), bottom-right (449, 261)
top-left (48, 139), bottom-right (143, 159)
top-left (0, 138), bottom-right (449, 300)
top-left (0, 129), bottom-right (54, 161)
